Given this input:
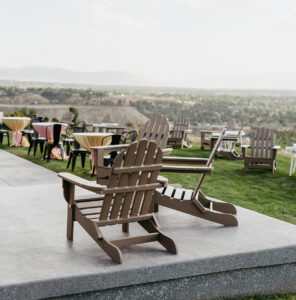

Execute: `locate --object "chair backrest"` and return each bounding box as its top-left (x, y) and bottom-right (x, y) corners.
top-left (98, 139), bottom-right (163, 223)
top-left (139, 115), bottom-right (170, 149)
top-left (192, 122), bottom-right (228, 200)
top-left (123, 130), bottom-right (138, 144)
top-left (61, 111), bottom-right (73, 124)
top-left (73, 126), bottom-right (82, 149)
top-left (171, 117), bottom-right (189, 139)
top-left (53, 124), bottom-right (62, 144)
top-left (250, 127), bottom-right (274, 159)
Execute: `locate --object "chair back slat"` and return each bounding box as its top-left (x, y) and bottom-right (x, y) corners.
top-left (139, 115), bottom-right (169, 149)
top-left (53, 124), bottom-right (62, 144)
top-left (99, 139), bottom-right (163, 222)
top-left (61, 111), bottom-right (73, 124)
top-left (120, 140), bottom-right (149, 218)
top-left (109, 143), bottom-right (137, 219)
top-left (250, 127), bottom-right (274, 159)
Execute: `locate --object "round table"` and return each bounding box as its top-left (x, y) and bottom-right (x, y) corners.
top-left (2, 117), bottom-right (31, 146)
top-left (32, 122), bottom-right (68, 160)
top-left (285, 144), bottom-right (296, 176)
top-left (73, 132), bottom-right (113, 172)
top-left (32, 122), bottom-right (68, 143)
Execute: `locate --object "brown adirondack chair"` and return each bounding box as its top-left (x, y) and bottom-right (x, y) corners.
top-left (241, 127), bottom-right (280, 173)
top-left (153, 122), bottom-right (238, 227)
top-left (167, 117), bottom-right (192, 149)
top-left (92, 115), bottom-right (172, 185)
top-left (58, 139), bottom-right (177, 264)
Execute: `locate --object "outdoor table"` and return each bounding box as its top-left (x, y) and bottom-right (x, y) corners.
top-left (285, 144), bottom-right (296, 176)
top-left (2, 117), bottom-right (31, 146)
top-left (32, 122), bottom-right (68, 159)
top-left (200, 130), bottom-right (214, 150)
top-left (92, 123), bottom-right (126, 133)
top-left (73, 132), bottom-right (113, 172)
top-left (32, 122), bottom-right (68, 142)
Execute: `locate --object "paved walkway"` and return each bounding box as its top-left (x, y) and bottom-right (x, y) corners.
top-left (1, 149), bottom-right (296, 299)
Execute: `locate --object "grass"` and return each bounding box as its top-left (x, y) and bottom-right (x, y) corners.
top-left (1, 135), bottom-right (296, 300)
top-left (1, 136), bottom-right (296, 225)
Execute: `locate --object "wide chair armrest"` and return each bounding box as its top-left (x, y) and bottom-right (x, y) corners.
top-left (161, 165), bottom-right (213, 174)
top-left (273, 145), bottom-right (281, 150)
top-left (157, 175), bottom-right (168, 187)
top-left (58, 172), bottom-right (107, 193)
top-left (162, 156), bottom-right (208, 165)
top-left (92, 144), bottom-right (129, 152)
top-left (241, 145), bottom-right (250, 158)
top-left (241, 145), bottom-right (250, 148)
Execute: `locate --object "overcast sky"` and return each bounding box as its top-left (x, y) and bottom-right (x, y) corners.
top-left (1, 0), bottom-right (296, 89)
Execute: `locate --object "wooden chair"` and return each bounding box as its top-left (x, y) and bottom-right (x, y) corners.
top-left (58, 139), bottom-right (178, 264)
top-left (241, 127), bottom-right (280, 173)
top-left (61, 111), bottom-right (74, 137)
top-left (167, 117), bottom-right (192, 149)
top-left (92, 115), bottom-right (171, 185)
top-left (211, 120), bottom-right (243, 159)
top-left (154, 122), bottom-right (238, 227)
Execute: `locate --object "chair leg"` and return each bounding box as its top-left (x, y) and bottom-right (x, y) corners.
top-left (139, 218), bottom-right (178, 254)
top-left (33, 141), bottom-right (38, 156)
top-left (28, 141), bottom-right (33, 155)
top-left (72, 153), bottom-right (77, 171)
top-left (67, 205), bottom-right (74, 241)
top-left (40, 141), bottom-right (44, 154)
top-left (81, 152), bottom-right (86, 168)
top-left (0, 133), bottom-right (3, 145)
top-left (66, 152), bottom-right (72, 169)
top-left (59, 144), bottom-right (65, 161)
top-left (7, 133), bottom-right (10, 145)
top-left (47, 145), bottom-right (53, 162)
top-left (122, 223), bottom-right (129, 233)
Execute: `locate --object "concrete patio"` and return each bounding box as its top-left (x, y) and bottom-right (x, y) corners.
top-left (1, 149), bottom-right (296, 299)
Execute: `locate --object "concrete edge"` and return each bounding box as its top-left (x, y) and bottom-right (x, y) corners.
top-left (1, 245), bottom-right (296, 299)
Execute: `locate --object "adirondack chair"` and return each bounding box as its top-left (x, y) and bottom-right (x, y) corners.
top-left (211, 120), bottom-right (243, 159)
top-left (153, 122), bottom-right (238, 226)
top-left (92, 115), bottom-right (172, 185)
top-left (58, 139), bottom-right (178, 264)
top-left (241, 127), bottom-right (280, 173)
top-left (167, 117), bottom-right (192, 149)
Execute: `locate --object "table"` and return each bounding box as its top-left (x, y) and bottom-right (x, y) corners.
top-left (92, 123), bottom-right (126, 133)
top-left (32, 122), bottom-right (68, 143)
top-left (32, 122), bottom-right (68, 160)
top-left (200, 130), bottom-right (214, 150)
top-left (285, 144), bottom-right (296, 176)
top-left (2, 117), bottom-right (31, 146)
top-left (73, 132), bottom-right (113, 172)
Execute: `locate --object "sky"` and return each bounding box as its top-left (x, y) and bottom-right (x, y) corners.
top-left (0, 0), bottom-right (296, 89)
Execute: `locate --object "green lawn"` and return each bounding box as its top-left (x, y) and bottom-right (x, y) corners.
top-left (1, 135), bottom-right (296, 300)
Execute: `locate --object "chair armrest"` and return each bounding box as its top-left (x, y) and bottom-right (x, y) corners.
top-left (92, 144), bottom-right (129, 151)
top-left (273, 145), bottom-right (281, 150)
top-left (241, 145), bottom-right (250, 148)
top-left (162, 148), bottom-right (173, 154)
top-left (58, 172), bottom-right (107, 193)
top-left (162, 156), bottom-right (208, 165)
top-left (157, 175), bottom-right (168, 187)
top-left (160, 165), bottom-right (213, 174)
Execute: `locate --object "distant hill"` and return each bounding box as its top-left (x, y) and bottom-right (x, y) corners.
top-left (0, 66), bottom-right (158, 87)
